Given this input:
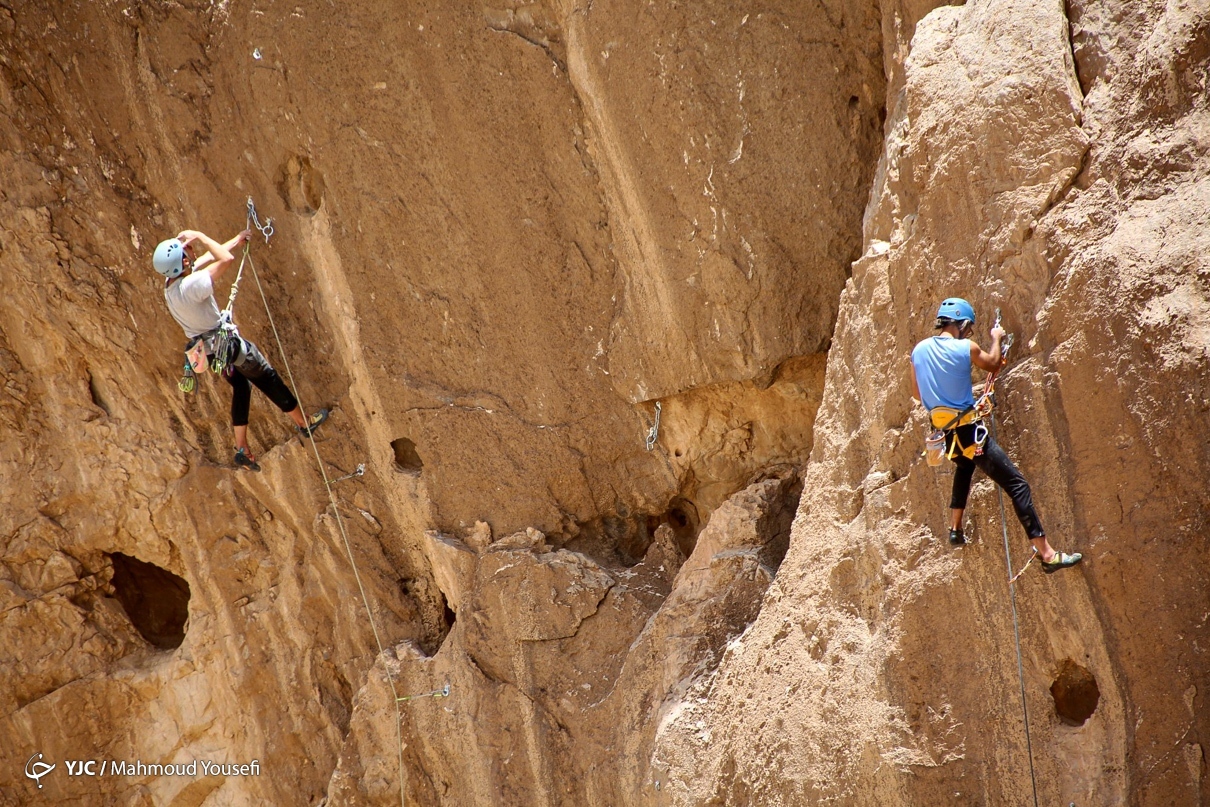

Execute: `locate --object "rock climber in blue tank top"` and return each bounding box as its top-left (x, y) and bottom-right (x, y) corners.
top-left (911, 298), bottom-right (1081, 574)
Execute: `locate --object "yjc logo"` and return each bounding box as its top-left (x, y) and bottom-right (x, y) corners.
top-left (25, 753), bottom-right (55, 789)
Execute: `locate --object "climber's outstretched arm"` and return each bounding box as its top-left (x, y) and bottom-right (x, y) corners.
top-left (179, 229), bottom-right (249, 282)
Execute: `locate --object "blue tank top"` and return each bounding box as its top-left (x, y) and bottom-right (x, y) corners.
top-left (912, 335), bottom-right (975, 410)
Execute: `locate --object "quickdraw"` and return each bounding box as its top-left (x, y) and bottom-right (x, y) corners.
top-left (396, 683), bottom-right (451, 703)
top-left (645, 401), bottom-right (662, 451)
top-left (178, 361), bottom-right (196, 393)
top-left (331, 463), bottom-right (366, 485)
top-left (974, 308), bottom-right (1015, 418)
top-left (1008, 547), bottom-right (1039, 584)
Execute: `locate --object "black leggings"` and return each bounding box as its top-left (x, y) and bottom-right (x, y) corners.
top-left (220, 339), bottom-right (298, 427)
top-left (948, 428), bottom-right (1045, 539)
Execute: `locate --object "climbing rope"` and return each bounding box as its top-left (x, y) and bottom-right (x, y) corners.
top-left (239, 200), bottom-right (409, 807)
top-left (986, 311), bottom-right (1040, 807)
top-left (992, 412), bottom-right (1040, 807)
top-left (209, 200), bottom-right (279, 375)
top-left (1009, 547), bottom-right (1039, 584)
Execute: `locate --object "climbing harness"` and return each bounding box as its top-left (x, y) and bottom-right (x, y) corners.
top-left (236, 197), bottom-right (409, 807)
top-left (396, 683), bottom-right (451, 703)
top-left (645, 401), bottom-right (662, 451)
top-left (926, 405), bottom-right (987, 462)
top-left (331, 464), bottom-right (363, 483)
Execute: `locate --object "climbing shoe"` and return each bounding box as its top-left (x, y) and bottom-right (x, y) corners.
top-left (949, 528), bottom-right (967, 546)
top-left (234, 447), bottom-right (261, 472)
top-left (297, 408), bottom-right (329, 438)
top-left (1041, 551), bottom-right (1082, 574)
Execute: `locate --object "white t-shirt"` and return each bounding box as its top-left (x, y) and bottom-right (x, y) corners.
top-left (165, 272), bottom-right (222, 338)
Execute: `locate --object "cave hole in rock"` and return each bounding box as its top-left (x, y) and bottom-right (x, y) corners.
top-left (757, 473), bottom-right (804, 574)
top-left (1051, 658), bottom-right (1100, 726)
top-left (430, 588), bottom-right (457, 656)
top-left (559, 498), bottom-right (705, 567)
top-left (391, 437), bottom-right (424, 474)
top-left (663, 497), bottom-right (701, 558)
top-left (559, 511), bottom-right (655, 567)
top-left (107, 553), bottom-right (190, 650)
top-left (400, 577), bottom-right (455, 656)
top-left (604, 511), bottom-right (649, 564)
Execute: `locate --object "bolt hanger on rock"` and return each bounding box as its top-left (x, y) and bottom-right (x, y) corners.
top-left (397, 683), bottom-right (451, 703)
top-left (645, 401), bottom-right (662, 451)
top-left (330, 463), bottom-right (366, 485)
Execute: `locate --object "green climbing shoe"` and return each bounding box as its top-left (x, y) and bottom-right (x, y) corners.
top-left (298, 408), bottom-right (329, 438)
top-left (1041, 551), bottom-right (1082, 574)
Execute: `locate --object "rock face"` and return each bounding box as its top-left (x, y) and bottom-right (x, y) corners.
top-left (646, 1), bottom-right (1210, 806)
top-left (0, 0), bottom-right (1207, 806)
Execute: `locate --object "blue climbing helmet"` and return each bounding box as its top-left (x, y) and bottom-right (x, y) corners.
top-left (152, 238), bottom-right (186, 278)
top-left (935, 297), bottom-right (975, 328)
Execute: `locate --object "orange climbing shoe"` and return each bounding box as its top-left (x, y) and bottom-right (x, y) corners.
top-left (297, 408), bottom-right (329, 438)
top-left (234, 446), bottom-right (261, 472)
top-left (1041, 551), bottom-right (1082, 574)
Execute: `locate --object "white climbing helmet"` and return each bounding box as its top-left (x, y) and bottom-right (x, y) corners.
top-left (152, 238), bottom-right (187, 278)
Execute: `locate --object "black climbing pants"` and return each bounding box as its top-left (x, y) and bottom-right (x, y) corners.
top-left (220, 338), bottom-right (298, 427)
top-left (948, 427), bottom-right (1045, 539)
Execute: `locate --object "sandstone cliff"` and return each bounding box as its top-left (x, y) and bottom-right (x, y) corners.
top-left (0, 0), bottom-right (1206, 805)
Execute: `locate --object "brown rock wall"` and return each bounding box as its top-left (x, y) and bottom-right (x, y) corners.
top-left (649, 1), bottom-right (1209, 805)
top-left (2, 0), bottom-right (1206, 804)
top-left (0, 0), bottom-right (877, 804)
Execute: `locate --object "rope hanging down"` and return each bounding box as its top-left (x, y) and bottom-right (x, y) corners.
top-left (208, 199), bottom-right (272, 375)
top-left (239, 199), bottom-right (410, 807)
top-left (988, 309), bottom-right (1040, 807)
